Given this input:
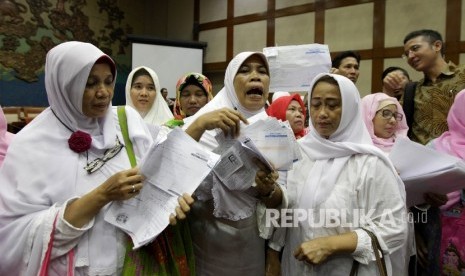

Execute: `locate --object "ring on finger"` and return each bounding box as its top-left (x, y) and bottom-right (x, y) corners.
top-left (132, 184), bottom-right (136, 193)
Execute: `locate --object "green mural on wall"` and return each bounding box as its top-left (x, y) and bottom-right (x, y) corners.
top-left (0, 0), bottom-right (132, 82)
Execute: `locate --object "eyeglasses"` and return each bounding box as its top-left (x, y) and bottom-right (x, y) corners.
top-left (84, 137), bottom-right (124, 174)
top-left (377, 109), bottom-right (403, 121)
top-left (402, 43), bottom-right (425, 59)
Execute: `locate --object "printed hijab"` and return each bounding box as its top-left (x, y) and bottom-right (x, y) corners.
top-left (173, 72), bottom-right (213, 119)
top-left (361, 93), bottom-right (408, 153)
top-left (125, 66), bottom-right (174, 125)
top-left (266, 94), bottom-right (306, 138)
top-left (299, 73), bottom-right (404, 209)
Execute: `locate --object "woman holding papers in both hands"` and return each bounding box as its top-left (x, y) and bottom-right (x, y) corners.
top-left (0, 41), bottom-right (248, 275)
top-left (266, 74), bottom-right (408, 275)
top-left (182, 51), bottom-right (284, 275)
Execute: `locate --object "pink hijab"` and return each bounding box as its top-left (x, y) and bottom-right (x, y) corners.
top-left (434, 89), bottom-right (465, 159)
top-left (0, 107), bottom-right (14, 166)
top-left (361, 93), bottom-right (408, 152)
top-left (434, 90), bottom-right (465, 210)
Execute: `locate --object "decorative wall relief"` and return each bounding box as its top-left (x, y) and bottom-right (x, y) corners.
top-left (0, 0), bottom-right (132, 83)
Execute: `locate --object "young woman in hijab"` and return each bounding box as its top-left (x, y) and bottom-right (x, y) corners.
top-left (125, 66), bottom-right (174, 126)
top-left (182, 52), bottom-right (284, 275)
top-left (0, 41), bottom-right (247, 275)
top-left (268, 74), bottom-right (408, 275)
top-left (165, 72), bottom-right (213, 128)
top-left (361, 93), bottom-right (408, 153)
top-left (266, 93), bottom-right (308, 139)
top-left (0, 106), bottom-right (14, 167)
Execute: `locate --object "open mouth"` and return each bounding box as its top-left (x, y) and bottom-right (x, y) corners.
top-left (246, 88), bottom-right (263, 96)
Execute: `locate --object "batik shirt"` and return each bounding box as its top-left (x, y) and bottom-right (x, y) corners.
top-left (410, 62), bottom-right (465, 145)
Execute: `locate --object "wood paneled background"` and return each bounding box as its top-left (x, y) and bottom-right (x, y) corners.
top-left (194, 0), bottom-right (465, 96)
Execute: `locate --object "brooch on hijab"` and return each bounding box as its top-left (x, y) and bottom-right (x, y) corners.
top-left (69, 130), bottom-right (92, 153)
top-left (51, 109), bottom-right (92, 153)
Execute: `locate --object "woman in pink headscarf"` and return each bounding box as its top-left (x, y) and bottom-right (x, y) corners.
top-left (430, 90), bottom-right (465, 210)
top-left (361, 92), bottom-right (408, 153)
top-left (0, 107), bottom-right (14, 166)
top-left (426, 90), bottom-right (465, 275)
top-left (266, 94), bottom-right (308, 139)
top-left (361, 92), bottom-right (413, 275)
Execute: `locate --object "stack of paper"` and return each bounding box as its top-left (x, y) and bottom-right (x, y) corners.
top-left (212, 115), bottom-right (301, 191)
top-left (389, 137), bottom-right (465, 206)
top-left (104, 128), bottom-right (220, 248)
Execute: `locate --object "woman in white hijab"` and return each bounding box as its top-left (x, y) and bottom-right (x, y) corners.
top-left (269, 73), bottom-right (408, 275)
top-left (125, 66), bottom-right (174, 126)
top-left (0, 41), bottom-right (225, 275)
top-left (183, 52), bottom-right (285, 275)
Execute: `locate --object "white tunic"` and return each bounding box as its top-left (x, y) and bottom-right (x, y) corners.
top-left (278, 153), bottom-right (408, 275)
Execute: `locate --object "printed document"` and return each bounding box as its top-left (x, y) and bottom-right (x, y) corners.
top-left (104, 128), bottom-right (220, 248)
top-left (389, 137), bottom-right (465, 206)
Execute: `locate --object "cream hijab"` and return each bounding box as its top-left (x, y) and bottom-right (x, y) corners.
top-left (125, 66), bottom-right (173, 126)
top-left (299, 73), bottom-right (404, 209)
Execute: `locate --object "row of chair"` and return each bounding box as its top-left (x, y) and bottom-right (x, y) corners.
top-left (2, 106), bottom-right (46, 133)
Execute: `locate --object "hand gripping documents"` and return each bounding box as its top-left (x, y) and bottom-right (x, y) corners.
top-left (104, 128), bottom-right (220, 248)
top-left (213, 113), bottom-right (301, 192)
top-left (389, 137), bottom-right (465, 206)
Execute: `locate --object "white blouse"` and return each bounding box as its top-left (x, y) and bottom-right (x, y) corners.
top-left (273, 153), bottom-right (408, 276)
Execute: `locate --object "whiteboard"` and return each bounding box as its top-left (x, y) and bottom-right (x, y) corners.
top-left (131, 36), bottom-right (205, 98)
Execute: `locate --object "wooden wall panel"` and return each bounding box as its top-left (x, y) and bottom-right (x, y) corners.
top-left (196, 0), bottom-right (465, 94)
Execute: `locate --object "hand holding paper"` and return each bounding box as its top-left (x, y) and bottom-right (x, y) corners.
top-left (104, 128), bottom-right (220, 248)
top-left (389, 137), bottom-right (465, 206)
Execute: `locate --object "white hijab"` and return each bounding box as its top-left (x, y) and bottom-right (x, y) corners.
top-left (183, 52), bottom-right (270, 219)
top-left (299, 73), bottom-right (404, 209)
top-left (183, 51), bottom-right (270, 148)
top-left (125, 66), bottom-right (173, 126)
top-left (0, 42), bottom-right (152, 275)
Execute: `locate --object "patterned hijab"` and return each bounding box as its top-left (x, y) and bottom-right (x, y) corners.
top-left (173, 72), bottom-right (213, 119)
top-left (266, 94), bottom-right (306, 138)
top-left (361, 93), bottom-right (408, 153)
top-left (125, 66), bottom-right (174, 126)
